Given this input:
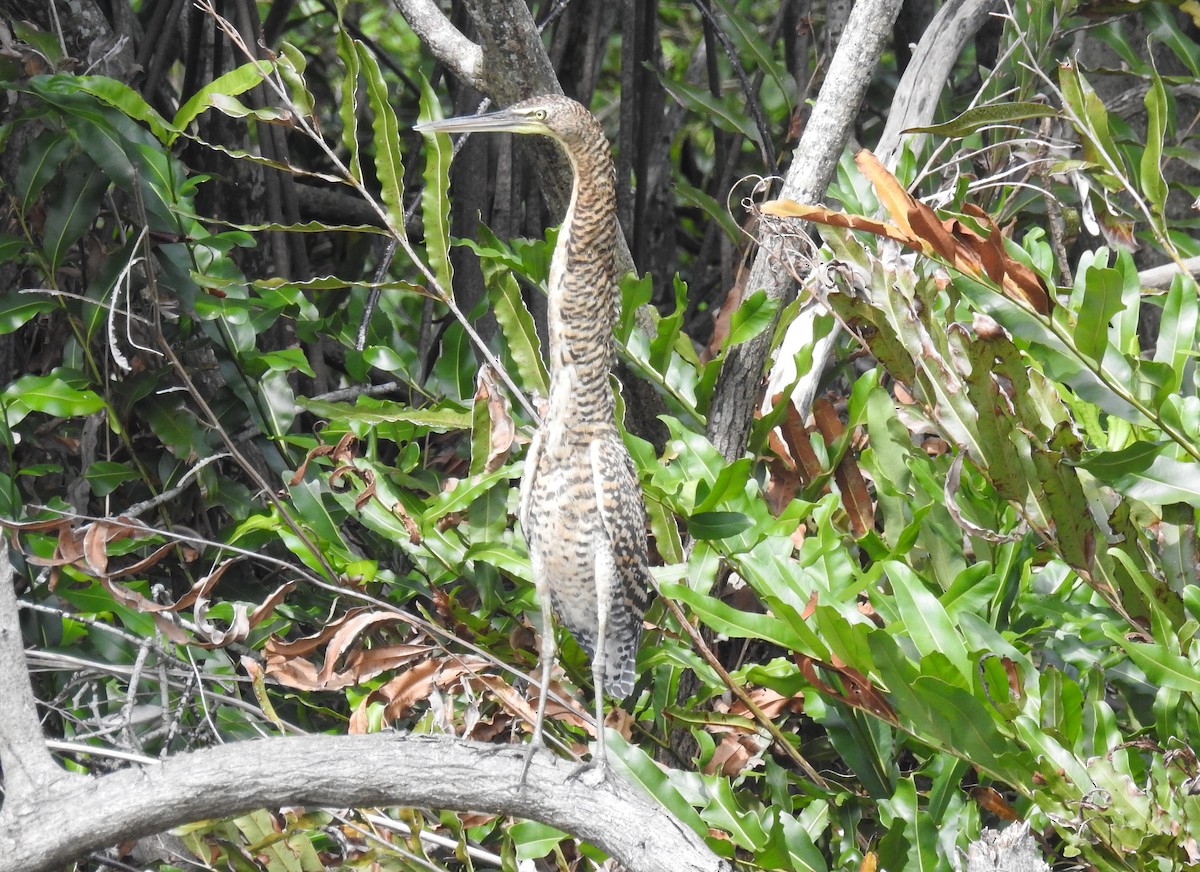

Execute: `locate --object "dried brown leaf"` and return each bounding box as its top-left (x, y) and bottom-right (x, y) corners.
top-left (813, 398), bottom-right (874, 537)
top-left (248, 580), bottom-right (296, 626)
top-left (970, 786), bottom-right (1020, 821)
top-left (477, 368), bottom-right (516, 473)
top-left (706, 732), bottom-right (752, 777)
top-left (766, 150), bottom-right (1052, 315)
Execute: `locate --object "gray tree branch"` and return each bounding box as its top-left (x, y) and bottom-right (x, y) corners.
top-left (705, 0), bottom-right (904, 460)
top-left (0, 552), bottom-right (727, 872)
top-left (767, 0), bottom-right (1003, 427)
top-left (390, 0), bottom-right (484, 90)
top-left (876, 0), bottom-right (1002, 168)
top-left (0, 730), bottom-right (731, 872)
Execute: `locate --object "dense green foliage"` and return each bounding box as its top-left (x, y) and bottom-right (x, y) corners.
top-left (2, 0), bottom-right (1200, 869)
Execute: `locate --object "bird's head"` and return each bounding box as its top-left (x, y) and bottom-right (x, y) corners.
top-left (415, 95), bottom-right (600, 150)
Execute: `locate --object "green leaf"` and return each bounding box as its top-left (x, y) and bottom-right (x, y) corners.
top-left (488, 270), bottom-right (549, 397)
top-left (3, 371), bottom-right (105, 418)
top-left (659, 78), bottom-right (760, 143)
top-left (1058, 61), bottom-right (1123, 184)
top-left (1107, 454), bottom-right (1200, 508)
top-left (416, 73), bottom-right (452, 297)
top-left (686, 511), bottom-right (753, 540)
top-left (84, 461), bottom-right (140, 496)
top-left (42, 158), bottom-right (108, 270)
top-left (649, 277), bottom-right (687, 373)
top-left (204, 92), bottom-right (293, 124)
top-left (0, 295), bottom-right (54, 333)
top-left (15, 130), bottom-right (73, 214)
top-left (276, 42), bottom-right (315, 121)
top-left (12, 21), bottom-right (65, 65)
top-left (1108, 631), bottom-right (1200, 693)
top-left (904, 101), bottom-right (1059, 137)
top-left (509, 821), bottom-right (566, 861)
top-left (1153, 273), bottom-right (1198, 380)
top-left (297, 397), bottom-right (471, 431)
top-left (242, 347), bottom-right (315, 378)
top-left (674, 177), bottom-right (743, 245)
top-left (171, 60), bottom-right (275, 140)
top-left (693, 458), bottom-right (753, 513)
top-left (70, 75), bottom-right (177, 143)
top-left (355, 42), bottom-right (404, 233)
top-left (724, 289), bottom-right (777, 349)
top-left (425, 466), bottom-right (514, 521)
top-left (1140, 52), bottom-right (1169, 217)
top-left (336, 28), bottom-right (363, 183)
top-left (702, 777), bottom-right (768, 850)
top-left (883, 561), bottom-right (970, 682)
top-left (662, 581), bottom-right (823, 657)
top-left (607, 734), bottom-right (709, 838)
top-left (1077, 440), bottom-right (1163, 480)
top-left (1073, 264), bottom-right (1124, 362)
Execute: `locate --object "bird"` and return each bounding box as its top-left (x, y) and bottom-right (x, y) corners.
top-left (415, 95), bottom-right (652, 781)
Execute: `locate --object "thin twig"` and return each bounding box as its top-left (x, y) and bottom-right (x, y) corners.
top-left (658, 593), bottom-right (829, 788)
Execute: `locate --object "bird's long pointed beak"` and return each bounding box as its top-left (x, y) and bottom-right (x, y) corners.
top-left (414, 107), bottom-right (529, 135)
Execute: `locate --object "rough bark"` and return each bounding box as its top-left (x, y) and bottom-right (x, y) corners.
top-left (0, 734), bottom-right (731, 872)
top-left (0, 551), bottom-right (84, 815)
top-left (965, 822), bottom-right (1051, 872)
top-left (0, 552), bottom-right (728, 872)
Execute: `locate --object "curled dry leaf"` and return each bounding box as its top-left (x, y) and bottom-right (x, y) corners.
top-left (289, 432), bottom-right (357, 486)
top-left (764, 424), bottom-right (802, 516)
top-left (349, 654), bottom-right (506, 733)
top-left (391, 500), bottom-right (422, 544)
top-left (761, 149), bottom-right (1052, 315)
top-left (476, 367), bottom-right (516, 473)
top-left (728, 686), bottom-right (805, 722)
top-left (706, 732), bottom-right (753, 777)
top-left (777, 398), bottom-right (823, 486)
top-left (796, 653), bottom-right (897, 724)
top-left (265, 607), bottom-right (432, 691)
top-left (2, 513), bottom-right (297, 650)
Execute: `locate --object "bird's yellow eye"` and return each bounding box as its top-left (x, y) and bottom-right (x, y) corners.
top-left (534, 109), bottom-right (547, 120)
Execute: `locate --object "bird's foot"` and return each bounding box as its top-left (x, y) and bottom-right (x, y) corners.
top-left (567, 733), bottom-right (610, 787)
top-left (518, 736), bottom-right (542, 788)
top-left (566, 755), bottom-right (608, 787)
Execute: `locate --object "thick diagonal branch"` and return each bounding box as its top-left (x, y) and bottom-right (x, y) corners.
top-left (0, 734), bottom-right (730, 872)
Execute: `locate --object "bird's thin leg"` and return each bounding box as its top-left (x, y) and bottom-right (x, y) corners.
top-left (576, 593), bottom-right (610, 780)
top-left (520, 593), bottom-right (556, 785)
top-left (590, 635), bottom-right (608, 776)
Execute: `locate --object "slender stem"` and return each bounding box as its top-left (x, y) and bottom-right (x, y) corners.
top-left (658, 593), bottom-right (829, 788)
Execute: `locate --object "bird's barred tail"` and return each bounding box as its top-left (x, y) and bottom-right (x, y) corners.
top-left (604, 566), bottom-right (650, 699)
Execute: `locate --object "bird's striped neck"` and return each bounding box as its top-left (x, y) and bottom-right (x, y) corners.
top-left (544, 130), bottom-right (620, 426)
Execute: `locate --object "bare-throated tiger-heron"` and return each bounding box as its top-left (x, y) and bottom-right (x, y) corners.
top-left (415, 96), bottom-right (652, 780)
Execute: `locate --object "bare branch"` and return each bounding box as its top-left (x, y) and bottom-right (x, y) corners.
top-left (390, 0), bottom-right (484, 90)
top-left (705, 0), bottom-right (904, 460)
top-left (1139, 254), bottom-right (1200, 290)
top-left (876, 0), bottom-right (1003, 167)
top-left (0, 734), bottom-right (731, 872)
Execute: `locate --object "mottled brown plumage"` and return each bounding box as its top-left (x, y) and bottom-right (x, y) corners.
top-left (416, 96), bottom-right (652, 780)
